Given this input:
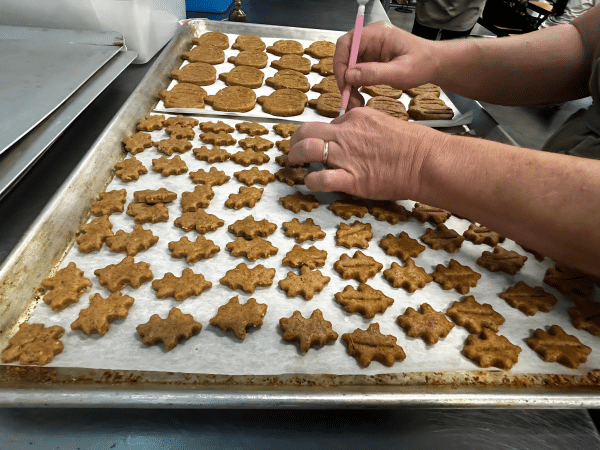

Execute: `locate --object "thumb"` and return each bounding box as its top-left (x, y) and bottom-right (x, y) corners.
top-left (346, 61), bottom-right (403, 88)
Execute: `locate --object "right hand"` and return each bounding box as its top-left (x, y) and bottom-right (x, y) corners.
top-left (334, 21), bottom-right (439, 111)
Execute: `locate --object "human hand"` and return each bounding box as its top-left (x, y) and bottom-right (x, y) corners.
top-left (288, 107), bottom-right (449, 200)
top-left (334, 21), bottom-right (439, 111)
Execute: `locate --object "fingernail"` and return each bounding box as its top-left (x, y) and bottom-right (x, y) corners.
top-left (346, 68), bottom-right (360, 84)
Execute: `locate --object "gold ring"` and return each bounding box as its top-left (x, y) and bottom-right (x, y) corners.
top-left (322, 141), bottom-right (329, 165)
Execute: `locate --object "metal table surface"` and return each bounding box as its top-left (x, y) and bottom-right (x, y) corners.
top-left (0, 0), bottom-right (599, 447)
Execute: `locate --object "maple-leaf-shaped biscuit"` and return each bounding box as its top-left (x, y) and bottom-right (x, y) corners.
top-left (476, 246), bottom-right (527, 275)
top-left (397, 303), bottom-right (454, 345)
top-left (189, 167), bottom-right (231, 187)
top-left (71, 291), bottom-right (135, 335)
top-left (200, 130), bottom-right (237, 146)
top-left (275, 154), bottom-right (308, 168)
top-left (94, 256), bottom-right (153, 292)
top-left (174, 210), bottom-right (224, 234)
top-left (383, 259), bottom-right (432, 293)
top-left (336, 221), bottom-right (373, 249)
top-left (133, 188), bottom-right (177, 204)
top-left (224, 187), bottom-right (263, 209)
top-left (334, 283), bottom-right (394, 318)
top-left (226, 237), bottom-right (279, 261)
top-left (90, 189), bottom-right (127, 216)
top-left (342, 323), bottom-right (406, 367)
top-left (279, 266), bottom-right (331, 300)
top-left (527, 325), bottom-right (591, 369)
top-left (152, 155), bottom-right (188, 177)
top-left (168, 236), bottom-right (220, 263)
top-left (275, 166), bottom-right (309, 186)
top-left (368, 200), bottom-right (410, 224)
top-left (152, 268), bottom-right (212, 301)
top-left (164, 115), bottom-right (199, 128)
top-left (165, 124), bottom-right (195, 140)
top-left (234, 167), bottom-right (276, 186)
top-left (544, 263), bottom-right (596, 301)
top-left (230, 149), bottom-right (270, 166)
top-left (380, 231), bottom-right (425, 261)
top-left (105, 224), bottom-right (159, 256)
top-left (280, 309), bottom-right (338, 353)
top-left (279, 191), bottom-right (320, 213)
top-left (158, 83), bottom-right (207, 108)
top-left (114, 157), bottom-right (148, 182)
top-left (463, 224), bottom-right (505, 247)
top-left (420, 224), bottom-right (465, 253)
top-left (123, 132), bottom-right (153, 154)
top-left (282, 218), bottom-right (325, 243)
top-left (220, 263), bottom-right (276, 293)
top-left (136, 307), bottom-right (202, 351)
top-left (498, 281), bottom-right (557, 316)
top-left (0, 323), bottom-right (64, 365)
top-left (76, 215), bottom-right (113, 253)
top-left (136, 114), bottom-right (165, 131)
top-left (199, 120), bottom-right (235, 133)
top-left (412, 203), bottom-right (451, 225)
top-left (282, 245), bottom-right (327, 269)
top-left (462, 328), bottom-right (521, 370)
top-left (273, 123), bottom-right (299, 138)
top-left (446, 295), bottom-right (505, 334)
top-left (209, 296), bottom-right (267, 340)
top-left (328, 197), bottom-right (368, 220)
top-left (432, 259), bottom-right (481, 294)
top-left (126, 202), bottom-right (169, 224)
top-left (569, 298), bottom-right (600, 336)
top-left (193, 145), bottom-right (232, 163)
top-left (228, 215), bottom-right (277, 238)
top-left (333, 251), bottom-right (383, 283)
top-left (156, 137), bottom-right (193, 156)
top-left (276, 139), bottom-right (291, 154)
top-left (239, 136), bottom-right (274, 152)
top-left (41, 262), bottom-right (92, 311)
top-left (181, 185), bottom-right (215, 212)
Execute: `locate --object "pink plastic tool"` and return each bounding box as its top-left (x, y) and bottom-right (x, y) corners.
top-left (339, 0), bottom-right (368, 116)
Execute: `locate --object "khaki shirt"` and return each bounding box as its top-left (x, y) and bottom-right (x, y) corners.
top-left (415, 0), bottom-right (487, 31)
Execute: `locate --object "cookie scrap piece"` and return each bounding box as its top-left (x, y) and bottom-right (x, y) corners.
top-left (156, 136), bottom-right (193, 156)
top-left (152, 155), bottom-right (188, 176)
top-left (228, 215), bottom-right (277, 239)
top-left (279, 191), bottom-right (320, 213)
top-left (336, 221), bottom-right (373, 249)
top-left (311, 57), bottom-right (334, 76)
top-left (71, 292), bottom-right (134, 336)
top-left (476, 246), bottom-right (527, 275)
top-left (527, 325), bottom-right (591, 369)
top-left (462, 328), bottom-right (521, 370)
top-left (276, 139), bottom-right (291, 154)
top-left (165, 123), bottom-right (195, 140)
top-left (193, 145), bottom-right (232, 163)
top-left (406, 83), bottom-right (441, 97)
top-left (136, 114), bottom-right (165, 131)
top-left (90, 189), bottom-right (127, 216)
top-left (328, 197), bottom-right (368, 219)
top-left (200, 130), bottom-right (237, 146)
top-left (267, 39), bottom-right (304, 56)
top-left (282, 245), bottom-right (327, 269)
top-left (205, 86), bottom-right (256, 112)
top-left (380, 231), bottom-right (425, 261)
top-left (134, 188), bottom-right (177, 204)
top-left (383, 259), bottom-right (432, 293)
top-left (152, 268), bottom-right (212, 301)
top-left (266, 69), bottom-right (310, 92)
top-left (342, 323), bottom-right (406, 368)
top-left (334, 251), bottom-right (383, 283)
top-left (432, 259), bottom-right (481, 294)
top-left (227, 50), bottom-right (269, 68)
top-left (569, 299), bottom-right (600, 336)
top-left (275, 166), bottom-right (308, 186)
top-left (192, 31), bottom-right (229, 49)
top-left (235, 121), bottom-right (269, 136)
top-left (280, 310), bottom-right (338, 353)
top-left (123, 132), bottom-right (154, 154)
top-left (420, 224), bottom-right (465, 253)
top-left (360, 85), bottom-right (402, 99)
top-left (171, 62), bottom-right (217, 86)
top-left (219, 65), bottom-right (265, 89)
top-left (366, 96), bottom-right (409, 120)
top-left (446, 295), bottom-right (505, 334)
top-left (230, 149), bottom-right (270, 166)
top-left (189, 167), bottom-right (231, 186)
top-left (311, 75), bottom-right (340, 94)
top-left (137, 308), bottom-right (202, 351)
top-left (226, 237), bottom-right (279, 261)
top-left (397, 303), bottom-right (455, 345)
top-left (1, 323), bottom-right (64, 365)
top-left (463, 224), bottom-right (505, 247)
top-left (232, 34), bottom-right (266, 52)
top-left (225, 187), bottom-right (264, 209)
top-left (499, 281), bottom-right (557, 316)
top-left (308, 92), bottom-right (341, 118)
top-left (94, 256), bottom-right (153, 292)
top-left (220, 263), bottom-right (276, 293)
top-left (257, 89), bottom-right (308, 116)
top-left (126, 202), bottom-right (169, 224)
top-left (304, 40), bottom-right (336, 59)
top-left (174, 210), bottom-right (224, 234)
top-left (164, 115), bottom-right (199, 128)
top-left (412, 203), bottom-right (451, 224)
top-left (181, 185), bottom-right (215, 211)
top-left (544, 263), bottom-right (596, 301)
top-left (334, 283), bottom-right (394, 318)
top-left (234, 167), bottom-right (276, 186)
top-left (273, 123), bottom-right (299, 138)
top-left (408, 94), bottom-right (454, 121)
top-left (168, 236), bottom-right (220, 263)
top-left (105, 224), bottom-right (158, 256)
top-left (210, 296), bottom-right (267, 340)
top-left (41, 262), bottom-right (92, 311)
top-left (279, 266), bottom-right (331, 300)
top-left (158, 83), bottom-right (207, 108)
top-left (182, 45), bottom-right (225, 64)
top-left (114, 157), bottom-right (148, 182)
top-left (76, 215), bottom-right (113, 253)
top-left (282, 218), bottom-right (325, 242)
top-left (368, 200), bottom-right (410, 224)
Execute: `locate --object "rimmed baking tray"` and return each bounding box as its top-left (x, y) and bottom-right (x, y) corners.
top-left (1, 19), bottom-right (598, 408)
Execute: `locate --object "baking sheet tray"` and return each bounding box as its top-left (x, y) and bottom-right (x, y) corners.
top-left (1, 19), bottom-right (599, 408)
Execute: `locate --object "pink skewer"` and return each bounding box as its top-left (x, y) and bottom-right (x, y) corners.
top-left (339, 8), bottom-right (365, 116)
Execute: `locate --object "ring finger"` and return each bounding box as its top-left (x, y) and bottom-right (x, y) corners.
top-left (288, 138), bottom-right (342, 168)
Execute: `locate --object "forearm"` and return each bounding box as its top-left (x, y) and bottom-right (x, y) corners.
top-left (417, 135), bottom-right (600, 275)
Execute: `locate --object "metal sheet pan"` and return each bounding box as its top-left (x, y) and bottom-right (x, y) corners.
top-left (1, 19), bottom-right (598, 408)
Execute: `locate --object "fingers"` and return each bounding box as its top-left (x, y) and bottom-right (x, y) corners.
top-left (289, 121), bottom-right (337, 147)
top-left (346, 61), bottom-right (407, 89)
top-left (305, 169), bottom-right (355, 194)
